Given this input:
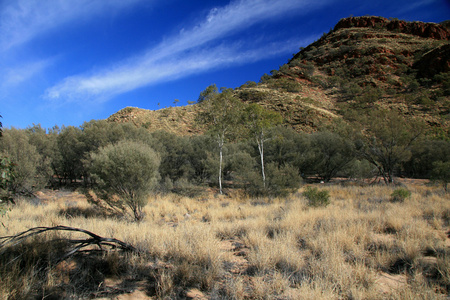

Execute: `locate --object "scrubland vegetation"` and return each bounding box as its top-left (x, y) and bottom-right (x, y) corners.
top-left (0, 89), bottom-right (449, 298)
top-left (0, 79), bottom-right (449, 299)
top-left (1, 17), bottom-right (449, 298)
top-left (0, 183), bottom-right (449, 299)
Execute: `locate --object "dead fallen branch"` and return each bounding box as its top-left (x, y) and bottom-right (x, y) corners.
top-left (0, 225), bottom-right (140, 262)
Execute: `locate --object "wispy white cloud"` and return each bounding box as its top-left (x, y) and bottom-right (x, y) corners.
top-left (46, 0), bottom-right (331, 103)
top-left (0, 0), bottom-right (145, 52)
top-left (1, 58), bottom-right (54, 88)
top-left (45, 38), bottom-right (313, 103)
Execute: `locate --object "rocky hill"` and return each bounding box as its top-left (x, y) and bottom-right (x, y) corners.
top-left (108, 16), bottom-right (450, 136)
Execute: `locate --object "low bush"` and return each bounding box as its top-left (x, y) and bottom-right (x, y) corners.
top-left (390, 188), bottom-right (411, 202)
top-left (303, 186), bottom-right (330, 207)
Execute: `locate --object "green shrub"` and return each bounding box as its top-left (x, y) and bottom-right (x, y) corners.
top-left (0, 129), bottom-right (52, 195)
top-left (88, 140), bottom-right (160, 221)
top-left (303, 186), bottom-right (330, 207)
top-left (431, 161), bottom-right (450, 191)
top-left (390, 188), bottom-right (411, 202)
top-left (244, 163), bottom-right (302, 197)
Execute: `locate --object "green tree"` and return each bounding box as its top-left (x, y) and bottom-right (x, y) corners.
top-left (243, 103), bottom-right (282, 188)
top-left (403, 139), bottom-right (450, 178)
top-left (150, 130), bottom-right (195, 183)
top-left (0, 115), bottom-right (15, 208)
top-left (0, 128), bottom-right (52, 194)
top-left (263, 126), bottom-right (315, 179)
top-left (196, 86), bottom-right (243, 194)
top-left (310, 131), bottom-right (355, 182)
top-left (356, 110), bottom-right (424, 184)
top-left (54, 126), bottom-right (84, 184)
top-left (431, 161), bottom-right (450, 191)
top-left (0, 156), bottom-right (15, 205)
top-left (197, 84), bottom-right (218, 103)
top-left (88, 140), bottom-right (160, 221)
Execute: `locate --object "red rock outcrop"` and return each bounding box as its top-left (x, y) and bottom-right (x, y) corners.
top-left (414, 44), bottom-right (450, 78)
top-left (334, 16), bottom-right (450, 40)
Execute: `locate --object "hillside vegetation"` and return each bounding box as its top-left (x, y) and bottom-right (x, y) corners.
top-left (109, 16), bottom-right (450, 136)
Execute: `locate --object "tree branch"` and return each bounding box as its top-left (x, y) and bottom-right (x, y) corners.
top-left (0, 225), bottom-right (140, 262)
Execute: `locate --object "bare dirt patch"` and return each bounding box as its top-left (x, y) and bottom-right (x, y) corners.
top-left (220, 238), bottom-right (250, 275)
top-left (375, 272), bottom-right (408, 294)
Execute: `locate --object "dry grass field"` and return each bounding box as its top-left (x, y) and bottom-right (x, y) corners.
top-left (0, 181), bottom-right (449, 299)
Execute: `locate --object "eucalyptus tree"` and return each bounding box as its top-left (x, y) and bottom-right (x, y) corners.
top-left (243, 103), bottom-right (282, 188)
top-left (196, 85), bottom-right (243, 194)
top-left (54, 126), bottom-right (84, 184)
top-left (356, 110), bottom-right (425, 184)
top-left (0, 128), bottom-right (51, 194)
top-left (310, 131), bottom-right (355, 182)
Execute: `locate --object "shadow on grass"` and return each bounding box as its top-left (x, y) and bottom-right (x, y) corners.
top-left (58, 206), bottom-right (121, 219)
top-left (0, 232), bottom-right (160, 299)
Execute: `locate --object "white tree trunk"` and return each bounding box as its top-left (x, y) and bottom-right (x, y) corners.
top-left (218, 134), bottom-right (224, 195)
top-left (257, 133), bottom-right (266, 189)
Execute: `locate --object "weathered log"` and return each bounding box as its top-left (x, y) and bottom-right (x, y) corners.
top-left (0, 225), bottom-right (140, 262)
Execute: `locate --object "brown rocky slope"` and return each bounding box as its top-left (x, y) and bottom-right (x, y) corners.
top-left (108, 16), bottom-right (450, 136)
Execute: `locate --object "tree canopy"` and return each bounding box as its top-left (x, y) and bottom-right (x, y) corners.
top-left (88, 140), bottom-right (160, 221)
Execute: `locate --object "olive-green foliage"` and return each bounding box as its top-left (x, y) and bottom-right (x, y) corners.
top-left (268, 77), bottom-right (302, 93)
top-left (390, 188), bottom-right (411, 202)
top-left (265, 163), bottom-right (302, 196)
top-left (54, 126), bottom-right (84, 183)
top-left (262, 126), bottom-right (317, 179)
top-left (403, 139), bottom-right (450, 178)
top-left (244, 162), bottom-right (301, 197)
top-left (150, 131), bottom-right (195, 182)
top-left (0, 128), bottom-right (52, 194)
top-left (263, 126), bottom-right (308, 168)
top-left (344, 159), bottom-right (376, 180)
top-left (150, 131), bottom-right (217, 192)
top-left (243, 104), bottom-right (283, 188)
top-left (309, 131), bottom-right (355, 182)
top-left (355, 110), bottom-right (425, 184)
top-left (52, 121), bottom-right (158, 185)
top-left (239, 81), bottom-right (258, 89)
top-left (431, 161), bottom-right (450, 191)
top-left (303, 186), bottom-right (330, 207)
top-left (223, 142), bottom-right (255, 181)
top-left (26, 124), bottom-right (57, 162)
top-left (237, 90), bottom-right (270, 103)
top-left (89, 140), bottom-right (160, 221)
top-left (197, 83), bottom-right (218, 103)
top-left (434, 72), bottom-right (450, 96)
top-left (196, 86), bottom-right (244, 194)
top-left (0, 156), bottom-right (15, 208)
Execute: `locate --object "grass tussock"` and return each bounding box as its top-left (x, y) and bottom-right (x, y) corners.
top-left (0, 183), bottom-right (449, 299)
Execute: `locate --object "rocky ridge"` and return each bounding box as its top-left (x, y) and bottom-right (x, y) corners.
top-left (108, 16), bottom-right (450, 136)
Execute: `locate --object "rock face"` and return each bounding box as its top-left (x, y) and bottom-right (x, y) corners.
top-left (334, 16), bottom-right (450, 40)
top-left (414, 44), bottom-right (450, 78)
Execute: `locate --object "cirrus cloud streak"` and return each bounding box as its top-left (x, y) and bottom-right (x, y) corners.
top-left (45, 0), bottom-right (331, 103)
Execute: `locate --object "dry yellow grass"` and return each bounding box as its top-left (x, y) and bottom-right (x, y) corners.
top-left (0, 183), bottom-right (449, 299)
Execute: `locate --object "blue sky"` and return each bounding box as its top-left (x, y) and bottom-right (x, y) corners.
top-left (1, 0), bottom-right (449, 130)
